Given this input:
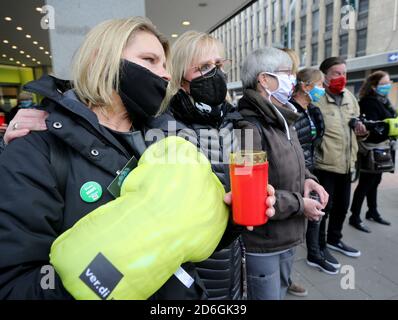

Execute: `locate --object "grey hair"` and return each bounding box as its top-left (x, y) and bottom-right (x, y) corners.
top-left (241, 47), bottom-right (293, 90)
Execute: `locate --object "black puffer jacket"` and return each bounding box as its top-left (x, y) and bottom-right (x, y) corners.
top-left (359, 94), bottom-right (397, 143)
top-left (147, 90), bottom-right (246, 300)
top-left (0, 76), bottom-right (206, 300)
top-left (290, 100), bottom-right (325, 171)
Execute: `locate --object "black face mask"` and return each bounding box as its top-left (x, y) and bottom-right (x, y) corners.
top-left (187, 67), bottom-right (227, 106)
top-left (118, 59), bottom-right (168, 124)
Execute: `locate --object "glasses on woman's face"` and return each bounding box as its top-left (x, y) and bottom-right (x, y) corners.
top-left (379, 80), bottom-right (393, 86)
top-left (192, 59), bottom-right (232, 78)
top-left (274, 69), bottom-right (294, 76)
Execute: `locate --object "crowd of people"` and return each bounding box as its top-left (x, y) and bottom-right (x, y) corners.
top-left (0, 16), bottom-right (395, 300)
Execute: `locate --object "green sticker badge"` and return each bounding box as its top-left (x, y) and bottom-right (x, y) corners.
top-left (80, 181), bottom-right (103, 203)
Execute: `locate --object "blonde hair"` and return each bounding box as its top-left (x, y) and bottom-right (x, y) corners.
top-left (282, 48), bottom-right (300, 76)
top-left (294, 67), bottom-right (324, 94)
top-left (161, 31), bottom-right (224, 111)
top-left (72, 16), bottom-right (169, 108)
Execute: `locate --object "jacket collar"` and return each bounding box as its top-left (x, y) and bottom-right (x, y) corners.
top-left (239, 89), bottom-right (299, 127)
top-left (23, 75), bottom-right (145, 175)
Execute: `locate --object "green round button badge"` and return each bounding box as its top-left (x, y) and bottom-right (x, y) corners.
top-left (80, 181), bottom-right (103, 203)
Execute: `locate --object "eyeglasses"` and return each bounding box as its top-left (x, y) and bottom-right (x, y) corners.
top-left (192, 59), bottom-right (232, 77)
top-left (274, 69), bottom-right (294, 76)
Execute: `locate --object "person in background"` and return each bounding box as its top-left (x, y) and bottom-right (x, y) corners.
top-left (349, 71), bottom-right (395, 232)
top-left (154, 30), bottom-right (276, 300)
top-left (237, 47), bottom-right (328, 300)
top-left (314, 57), bottom-right (368, 267)
top-left (0, 16), bottom-right (211, 300)
top-left (5, 92), bottom-right (37, 124)
top-left (290, 68), bottom-right (339, 275)
top-left (282, 47), bottom-right (310, 297)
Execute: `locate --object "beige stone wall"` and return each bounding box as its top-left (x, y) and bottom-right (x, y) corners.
top-left (366, 0), bottom-right (398, 55)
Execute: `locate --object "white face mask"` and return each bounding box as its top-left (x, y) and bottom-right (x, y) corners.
top-left (263, 72), bottom-right (295, 105)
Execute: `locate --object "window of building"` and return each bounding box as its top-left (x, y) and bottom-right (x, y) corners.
top-left (301, 16), bottom-right (306, 42)
top-left (325, 3), bottom-right (333, 33)
top-left (264, 4), bottom-right (269, 27)
top-left (245, 17), bottom-right (248, 40)
top-left (272, 30), bottom-right (276, 44)
top-left (281, 0), bottom-right (286, 24)
top-left (356, 28), bottom-right (367, 57)
top-left (339, 34), bottom-right (348, 59)
top-left (358, 0), bottom-right (369, 17)
top-left (272, 0), bottom-right (277, 25)
top-left (250, 14), bottom-right (254, 40)
top-left (301, 0), bottom-right (307, 12)
top-left (356, 0), bottom-right (369, 57)
top-left (311, 43), bottom-right (318, 66)
top-left (257, 10), bottom-right (260, 31)
top-left (300, 47), bottom-right (306, 66)
top-left (325, 39), bottom-right (332, 59)
top-left (291, 20), bottom-right (296, 48)
top-left (312, 9), bottom-right (319, 38)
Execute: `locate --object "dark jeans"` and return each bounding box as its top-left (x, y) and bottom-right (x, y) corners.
top-left (350, 172), bottom-right (383, 221)
top-left (314, 170), bottom-right (351, 246)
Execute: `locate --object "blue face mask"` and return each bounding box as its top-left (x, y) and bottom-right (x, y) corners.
top-left (376, 84), bottom-right (392, 96)
top-left (20, 100), bottom-right (33, 108)
top-left (307, 86), bottom-right (326, 103)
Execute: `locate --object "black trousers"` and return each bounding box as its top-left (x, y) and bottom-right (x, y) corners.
top-left (350, 172), bottom-right (383, 221)
top-left (314, 169), bottom-right (352, 246)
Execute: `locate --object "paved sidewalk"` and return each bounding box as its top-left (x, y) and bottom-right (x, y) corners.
top-left (287, 169), bottom-right (398, 300)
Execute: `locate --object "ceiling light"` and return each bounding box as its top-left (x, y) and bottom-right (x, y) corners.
top-left (16, 26), bottom-right (23, 31)
top-left (39, 46), bottom-right (44, 50)
top-left (26, 34), bottom-right (32, 38)
top-left (33, 41), bottom-right (38, 45)
top-left (12, 45), bottom-right (17, 49)
top-left (4, 17), bottom-right (12, 21)
top-left (36, 7), bottom-right (42, 12)
top-left (26, 54), bottom-right (31, 58)
top-left (32, 58), bottom-right (36, 61)
top-left (171, 34), bottom-right (178, 38)
top-left (49, 55), bottom-right (52, 59)
top-left (3, 40), bottom-right (9, 44)
top-left (22, 64), bottom-right (26, 67)
top-left (182, 21), bottom-right (191, 26)
top-left (2, 54), bottom-right (6, 58)
top-left (9, 58), bottom-right (14, 61)
top-left (45, 51), bottom-right (49, 55)
top-left (37, 61), bottom-right (41, 65)
top-left (16, 61), bottom-right (20, 64)
top-left (19, 50), bottom-right (25, 54)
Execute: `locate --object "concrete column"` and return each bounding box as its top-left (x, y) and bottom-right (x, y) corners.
top-left (332, 0), bottom-right (341, 56)
top-left (259, 0), bottom-right (265, 47)
top-left (305, 0), bottom-right (312, 66)
top-left (318, 0), bottom-right (326, 65)
top-left (46, 0), bottom-right (145, 79)
top-left (294, 0), bottom-right (301, 54)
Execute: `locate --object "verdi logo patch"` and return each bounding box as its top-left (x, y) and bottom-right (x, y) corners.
top-left (79, 253), bottom-right (123, 300)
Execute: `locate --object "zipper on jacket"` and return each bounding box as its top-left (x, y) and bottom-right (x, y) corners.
top-left (270, 103), bottom-right (291, 141)
top-left (337, 105), bottom-right (350, 173)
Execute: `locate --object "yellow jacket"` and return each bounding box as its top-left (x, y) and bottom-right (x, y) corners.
top-left (314, 89), bottom-right (360, 174)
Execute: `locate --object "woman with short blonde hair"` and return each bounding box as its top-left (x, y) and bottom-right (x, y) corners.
top-left (0, 17), bottom-right (214, 300)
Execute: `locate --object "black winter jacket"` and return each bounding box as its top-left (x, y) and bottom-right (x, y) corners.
top-left (359, 94), bottom-right (397, 143)
top-left (0, 76), bottom-right (206, 299)
top-left (290, 100), bottom-right (325, 171)
top-left (148, 90), bottom-right (245, 300)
